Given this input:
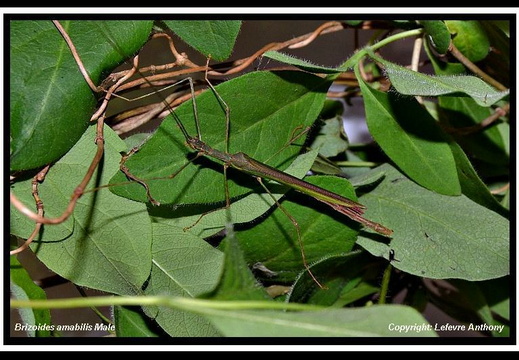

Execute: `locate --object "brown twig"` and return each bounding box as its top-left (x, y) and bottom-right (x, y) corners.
top-left (52, 20), bottom-right (99, 92)
top-left (10, 166), bottom-right (50, 255)
top-left (449, 43), bottom-right (507, 91)
top-left (448, 103), bottom-right (509, 135)
top-left (490, 183), bottom-right (510, 195)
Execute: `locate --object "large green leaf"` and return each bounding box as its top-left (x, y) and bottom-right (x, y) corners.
top-left (10, 20), bottom-right (153, 171)
top-left (354, 164), bottom-right (509, 281)
top-left (110, 70), bottom-right (331, 205)
top-left (142, 222), bottom-right (223, 337)
top-left (148, 149), bottom-right (319, 240)
top-left (10, 255), bottom-right (52, 337)
top-left (10, 125), bottom-right (152, 295)
top-left (374, 55), bottom-right (509, 106)
top-left (357, 66), bottom-right (461, 196)
top-left (164, 20), bottom-right (241, 61)
top-left (196, 305), bottom-right (437, 337)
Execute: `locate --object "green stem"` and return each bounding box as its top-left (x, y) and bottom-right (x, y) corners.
top-left (378, 263), bottom-right (393, 305)
top-left (11, 296), bottom-right (325, 313)
top-left (335, 161), bottom-right (378, 167)
top-left (370, 28), bottom-right (424, 52)
top-left (342, 28), bottom-right (424, 70)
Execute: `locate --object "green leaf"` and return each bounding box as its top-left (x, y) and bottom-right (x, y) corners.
top-left (10, 20), bottom-right (153, 171)
top-left (287, 251), bottom-right (378, 306)
top-left (110, 70), bottom-right (331, 205)
top-left (149, 149), bottom-right (319, 240)
top-left (310, 117), bottom-right (349, 158)
top-left (445, 20), bottom-right (490, 62)
top-left (419, 20), bottom-right (452, 54)
top-left (448, 136), bottom-right (509, 218)
top-left (357, 67), bottom-right (461, 196)
top-left (263, 50), bottom-right (349, 74)
top-left (10, 255), bottom-right (52, 337)
top-left (114, 306), bottom-right (162, 337)
top-left (198, 305), bottom-right (437, 337)
top-left (164, 20), bottom-right (241, 61)
top-left (374, 55), bottom-right (509, 106)
top-left (207, 230), bottom-right (270, 301)
top-left (143, 222), bottom-right (223, 337)
top-left (237, 176), bottom-right (359, 282)
top-left (478, 277), bottom-right (509, 322)
top-left (10, 125), bottom-right (152, 295)
top-left (355, 164), bottom-right (509, 281)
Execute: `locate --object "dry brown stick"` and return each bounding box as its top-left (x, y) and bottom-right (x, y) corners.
top-left (111, 89), bottom-right (204, 134)
top-left (449, 43), bottom-right (507, 91)
top-left (113, 20), bottom-right (347, 94)
top-left (448, 103), bottom-right (510, 135)
top-left (52, 20), bottom-right (99, 92)
top-left (10, 117), bottom-right (105, 225)
top-left (10, 166), bottom-right (50, 255)
top-left (490, 183), bottom-right (510, 195)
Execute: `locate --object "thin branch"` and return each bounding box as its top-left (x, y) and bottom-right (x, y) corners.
top-left (448, 103), bottom-right (509, 135)
top-left (10, 166), bottom-right (50, 255)
top-left (10, 116), bottom-right (105, 225)
top-left (411, 36), bottom-right (424, 104)
top-left (490, 183), bottom-right (510, 195)
top-left (288, 21), bottom-right (343, 49)
top-left (90, 56), bottom-right (140, 121)
top-left (449, 43), bottom-right (507, 91)
top-left (52, 20), bottom-right (99, 92)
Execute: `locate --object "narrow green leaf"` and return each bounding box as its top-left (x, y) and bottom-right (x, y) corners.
top-left (445, 20), bottom-right (490, 62)
top-left (419, 20), bottom-right (451, 54)
top-left (449, 280), bottom-right (494, 327)
top-left (143, 222), bottom-right (223, 337)
top-left (114, 306), bottom-right (162, 337)
top-left (207, 231), bottom-right (270, 302)
top-left (263, 50), bottom-right (350, 74)
top-left (10, 125), bottom-right (152, 296)
top-left (287, 251), bottom-right (376, 306)
top-left (164, 20), bottom-right (241, 61)
top-left (10, 256), bottom-right (52, 337)
top-left (449, 140), bottom-right (509, 218)
top-left (237, 176), bottom-right (359, 282)
top-left (357, 67), bottom-right (461, 196)
top-left (199, 305), bottom-right (437, 337)
top-left (375, 55), bottom-right (509, 106)
top-left (355, 164), bottom-right (509, 281)
top-left (110, 70), bottom-right (331, 205)
top-left (478, 277), bottom-right (509, 322)
top-left (10, 20), bottom-right (153, 171)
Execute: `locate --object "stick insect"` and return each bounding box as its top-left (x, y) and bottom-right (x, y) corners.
top-left (98, 33), bottom-right (393, 288)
